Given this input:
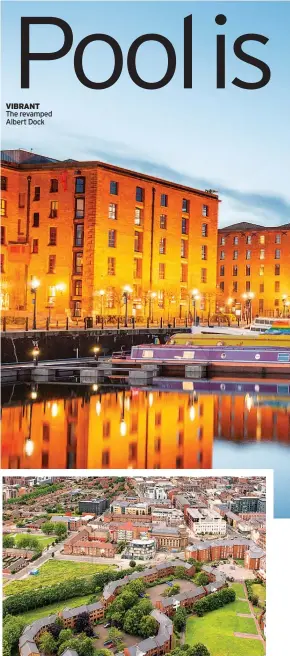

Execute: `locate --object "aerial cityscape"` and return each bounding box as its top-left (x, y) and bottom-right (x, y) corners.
top-left (3, 475), bottom-right (266, 656)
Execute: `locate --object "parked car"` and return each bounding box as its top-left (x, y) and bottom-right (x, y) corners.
top-left (104, 623), bottom-right (111, 629)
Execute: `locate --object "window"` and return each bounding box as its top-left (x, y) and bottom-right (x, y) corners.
top-left (32, 212), bottom-right (39, 227)
top-left (181, 239), bottom-right (188, 258)
top-left (136, 186), bottom-right (144, 202)
top-left (74, 224), bottom-right (84, 247)
top-left (106, 287), bottom-right (115, 308)
top-left (275, 264), bottom-right (280, 275)
top-left (233, 281), bottom-right (238, 292)
top-left (75, 197), bottom-right (85, 218)
top-left (233, 250), bottom-right (238, 260)
top-left (74, 280), bottom-right (82, 296)
top-left (181, 217), bottom-right (188, 234)
top-left (245, 250), bottom-right (251, 260)
top-left (246, 235), bottom-right (252, 244)
top-left (48, 255), bottom-right (56, 273)
top-left (159, 262), bottom-right (165, 279)
top-left (160, 214), bottom-right (167, 229)
top-left (201, 268), bottom-right (207, 283)
top-left (50, 178), bottom-right (58, 193)
top-left (275, 234), bottom-right (281, 244)
top-left (259, 299), bottom-right (264, 314)
top-left (135, 207), bottom-right (143, 226)
top-left (108, 257), bottom-right (116, 275)
top-left (133, 258), bottom-right (142, 278)
top-left (202, 204), bottom-right (209, 217)
top-left (274, 299), bottom-right (280, 307)
top-left (110, 180), bottom-right (118, 195)
top-left (260, 283), bottom-right (264, 293)
top-left (159, 237), bottom-right (166, 254)
top-left (108, 229), bottom-right (116, 248)
top-left (108, 203), bottom-right (117, 220)
top-left (260, 235), bottom-right (265, 244)
top-left (50, 200), bottom-right (58, 218)
top-left (181, 263), bottom-right (188, 282)
top-left (220, 236), bottom-right (225, 245)
top-left (201, 245), bottom-right (207, 260)
top-left (182, 198), bottom-right (189, 212)
top-left (34, 186), bottom-right (40, 200)
top-left (201, 223), bottom-right (208, 237)
top-left (260, 249), bottom-right (265, 260)
top-left (103, 421), bottom-right (111, 439)
top-left (73, 300), bottom-right (82, 317)
top-left (49, 227), bottom-right (57, 245)
top-left (17, 219), bottom-right (23, 235)
top-left (275, 249), bottom-right (281, 259)
top-left (1, 199), bottom-right (7, 216)
top-left (259, 265), bottom-right (264, 276)
top-left (246, 265), bottom-right (251, 276)
top-left (75, 176), bottom-right (85, 193)
top-left (155, 412), bottom-right (162, 427)
top-left (233, 265), bottom-right (238, 276)
top-left (158, 290), bottom-right (164, 308)
top-left (220, 282), bottom-right (225, 292)
top-left (1, 226), bottom-right (5, 244)
top-left (160, 193), bottom-right (168, 207)
top-left (74, 252), bottom-right (83, 275)
top-left (1, 176), bottom-right (7, 191)
top-left (134, 231), bottom-right (143, 252)
top-left (246, 280), bottom-right (251, 291)
top-left (220, 265), bottom-right (224, 276)
top-left (233, 236), bottom-right (239, 245)
top-left (18, 193), bottom-right (25, 207)
top-left (275, 281), bottom-right (280, 293)
top-left (0, 254), bottom-right (4, 273)
top-left (220, 251), bottom-right (225, 260)
top-left (32, 239), bottom-right (38, 254)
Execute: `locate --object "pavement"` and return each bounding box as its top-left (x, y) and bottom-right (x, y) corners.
top-left (217, 562), bottom-right (256, 581)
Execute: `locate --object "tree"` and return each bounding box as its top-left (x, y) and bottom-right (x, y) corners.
top-left (167, 583), bottom-right (181, 597)
top-left (108, 627), bottom-right (124, 647)
top-left (3, 535), bottom-right (15, 548)
top-left (129, 560), bottom-right (136, 568)
top-left (190, 644), bottom-right (210, 656)
top-left (58, 638), bottom-right (81, 656)
top-left (139, 615), bottom-right (159, 638)
top-left (174, 566), bottom-right (187, 579)
top-left (252, 594), bottom-right (259, 606)
top-left (54, 522), bottom-right (68, 539)
top-left (173, 607), bottom-right (187, 632)
top-left (17, 535), bottom-right (40, 550)
top-left (38, 631), bottom-right (57, 655)
top-left (2, 615), bottom-right (26, 656)
top-left (195, 572), bottom-right (209, 586)
top-left (79, 636), bottom-right (95, 656)
top-left (58, 629), bottom-right (74, 644)
top-left (42, 522), bottom-right (56, 535)
top-left (120, 590), bottom-right (139, 609)
top-left (126, 578), bottom-right (145, 595)
top-left (75, 612), bottom-right (94, 637)
top-left (49, 619), bottom-right (64, 639)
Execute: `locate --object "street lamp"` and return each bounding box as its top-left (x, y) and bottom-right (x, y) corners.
top-left (242, 292), bottom-right (255, 324)
top-left (30, 277), bottom-right (40, 329)
top-left (191, 289), bottom-right (200, 326)
top-left (148, 291), bottom-right (157, 322)
top-left (282, 294), bottom-right (290, 317)
top-left (123, 285), bottom-right (132, 327)
top-left (98, 289), bottom-right (106, 321)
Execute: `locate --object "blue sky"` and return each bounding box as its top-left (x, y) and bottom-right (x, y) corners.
top-left (1, 1), bottom-right (290, 226)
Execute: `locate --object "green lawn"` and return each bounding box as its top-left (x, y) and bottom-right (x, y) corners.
top-left (251, 584), bottom-right (266, 606)
top-left (13, 595), bottom-right (94, 626)
top-left (12, 533), bottom-right (56, 548)
top-left (230, 583), bottom-right (246, 599)
top-left (186, 601), bottom-right (265, 656)
top-left (4, 560), bottom-right (115, 596)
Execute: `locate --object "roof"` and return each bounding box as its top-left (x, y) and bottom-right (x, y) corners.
top-left (161, 586), bottom-right (204, 607)
top-left (19, 640), bottom-right (39, 656)
top-left (1, 150), bottom-right (218, 200)
top-left (219, 221), bottom-right (290, 233)
top-left (61, 650), bottom-right (79, 656)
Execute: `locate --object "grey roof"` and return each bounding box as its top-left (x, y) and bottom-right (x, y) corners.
top-left (152, 527), bottom-right (179, 535)
top-left (61, 651), bottom-right (79, 656)
top-left (204, 581), bottom-right (225, 594)
top-left (20, 641), bottom-right (39, 656)
top-left (187, 538), bottom-right (255, 551)
top-left (219, 221), bottom-right (290, 233)
top-left (161, 586), bottom-right (204, 607)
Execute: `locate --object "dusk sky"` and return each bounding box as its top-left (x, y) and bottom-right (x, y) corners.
top-left (2, 1), bottom-right (290, 226)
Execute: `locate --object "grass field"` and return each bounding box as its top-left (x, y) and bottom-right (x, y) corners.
top-left (12, 533), bottom-right (56, 548)
top-left (186, 600), bottom-right (265, 656)
top-left (251, 583), bottom-right (266, 605)
top-left (13, 595), bottom-right (94, 625)
top-left (4, 560), bottom-right (115, 596)
top-left (230, 583), bottom-right (246, 599)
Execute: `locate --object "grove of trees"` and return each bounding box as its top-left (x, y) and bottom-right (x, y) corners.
top-left (194, 588), bottom-right (235, 616)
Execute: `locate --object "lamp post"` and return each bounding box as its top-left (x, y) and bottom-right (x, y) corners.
top-left (282, 294), bottom-right (290, 317)
top-left (242, 291), bottom-right (255, 324)
top-left (30, 277), bottom-right (40, 329)
top-left (148, 291), bottom-right (157, 322)
top-left (123, 285), bottom-right (132, 327)
top-left (191, 289), bottom-right (200, 326)
top-left (98, 289), bottom-right (105, 322)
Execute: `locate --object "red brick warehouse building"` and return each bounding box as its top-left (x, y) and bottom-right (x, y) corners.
top-left (217, 221), bottom-right (290, 318)
top-left (0, 149), bottom-right (219, 324)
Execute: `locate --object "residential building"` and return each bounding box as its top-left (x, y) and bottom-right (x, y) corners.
top-left (186, 508), bottom-right (227, 536)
